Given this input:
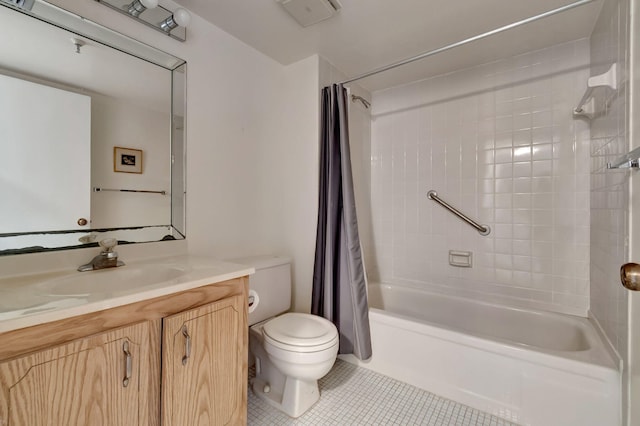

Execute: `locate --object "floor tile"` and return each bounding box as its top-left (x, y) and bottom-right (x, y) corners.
top-left (248, 359), bottom-right (518, 425)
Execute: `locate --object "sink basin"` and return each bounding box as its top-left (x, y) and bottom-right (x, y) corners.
top-left (38, 264), bottom-right (191, 297)
top-left (0, 255), bottom-right (254, 334)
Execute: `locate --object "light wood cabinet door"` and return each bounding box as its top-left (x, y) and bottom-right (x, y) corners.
top-left (0, 321), bottom-right (153, 426)
top-left (162, 295), bottom-right (246, 426)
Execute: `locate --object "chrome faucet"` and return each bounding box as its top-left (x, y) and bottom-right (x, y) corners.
top-left (78, 238), bottom-right (125, 272)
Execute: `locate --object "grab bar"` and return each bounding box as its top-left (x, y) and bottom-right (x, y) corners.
top-left (93, 187), bottom-right (166, 195)
top-left (427, 190), bottom-right (491, 236)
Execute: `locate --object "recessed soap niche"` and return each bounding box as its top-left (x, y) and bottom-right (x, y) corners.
top-left (449, 250), bottom-right (472, 268)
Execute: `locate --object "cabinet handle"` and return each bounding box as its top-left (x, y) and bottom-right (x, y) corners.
top-left (123, 341), bottom-right (132, 387)
top-left (181, 325), bottom-right (191, 366)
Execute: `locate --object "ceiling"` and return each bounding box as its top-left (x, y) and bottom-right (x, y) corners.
top-left (0, 3), bottom-right (170, 112)
top-left (176, 0), bottom-right (603, 92)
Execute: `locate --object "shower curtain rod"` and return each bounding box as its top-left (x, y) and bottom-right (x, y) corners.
top-left (338, 0), bottom-right (597, 85)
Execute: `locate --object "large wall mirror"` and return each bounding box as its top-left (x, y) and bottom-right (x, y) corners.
top-left (0, 0), bottom-right (186, 255)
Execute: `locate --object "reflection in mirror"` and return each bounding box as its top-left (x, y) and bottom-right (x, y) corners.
top-left (172, 63), bottom-right (187, 237)
top-left (0, 0), bottom-right (186, 255)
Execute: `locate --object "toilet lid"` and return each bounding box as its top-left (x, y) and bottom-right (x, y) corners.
top-left (263, 313), bottom-right (338, 349)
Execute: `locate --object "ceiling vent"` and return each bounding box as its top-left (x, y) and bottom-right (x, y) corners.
top-left (276, 0), bottom-right (342, 28)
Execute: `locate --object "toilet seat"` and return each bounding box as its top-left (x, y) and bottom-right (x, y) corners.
top-left (263, 313), bottom-right (338, 353)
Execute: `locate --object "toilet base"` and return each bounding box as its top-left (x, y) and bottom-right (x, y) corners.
top-left (251, 375), bottom-right (320, 418)
top-left (249, 317), bottom-right (338, 418)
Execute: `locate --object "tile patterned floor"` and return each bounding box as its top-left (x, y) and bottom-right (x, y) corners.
top-left (248, 359), bottom-right (519, 426)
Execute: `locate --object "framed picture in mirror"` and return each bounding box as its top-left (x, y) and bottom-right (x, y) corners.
top-left (0, 0), bottom-right (186, 254)
top-left (114, 146), bottom-right (143, 174)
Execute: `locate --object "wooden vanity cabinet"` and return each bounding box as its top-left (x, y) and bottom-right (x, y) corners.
top-left (0, 277), bottom-right (248, 426)
top-left (0, 321), bottom-right (153, 426)
top-left (162, 294), bottom-right (246, 426)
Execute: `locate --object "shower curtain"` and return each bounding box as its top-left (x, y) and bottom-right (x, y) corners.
top-left (312, 84), bottom-right (372, 361)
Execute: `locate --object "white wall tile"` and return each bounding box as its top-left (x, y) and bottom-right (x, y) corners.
top-left (588, 0), bottom-right (630, 371)
top-left (368, 39), bottom-right (591, 315)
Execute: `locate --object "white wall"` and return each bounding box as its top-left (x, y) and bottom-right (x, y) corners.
top-left (588, 0), bottom-right (631, 418)
top-left (368, 39), bottom-right (592, 316)
top-left (91, 95), bottom-right (171, 228)
top-left (0, 74), bottom-right (91, 235)
top-left (1, 0), bottom-right (356, 321)
top-left (43, 0), bottom-right (288, 256)
top-left (0, 1), bottom-right (355, 320)
top-left (629, 1), bottom-right (640, 421)
top-left (589, 0), bottom-right (630, 358)
top-left (265, 55), bottom-right (371, 312)
top-left (275, 55), bottom-right (320, 312)
top-left (0, 0), bottom-right (294, 273)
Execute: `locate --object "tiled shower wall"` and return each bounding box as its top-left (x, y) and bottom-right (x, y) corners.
top-left (367, 39), bottom-right (591, 316)
top-left (589, 0), bottom-right (630, 362)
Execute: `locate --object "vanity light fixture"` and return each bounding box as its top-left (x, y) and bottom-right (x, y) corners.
top-left (94, 0), bottom-right (190, 42)
top-left (0, 0), bottom-right (34, 10)
top-left (159, 8), bottom-right (191, 33)
top-left (126, 0), bottom-right (158, 17)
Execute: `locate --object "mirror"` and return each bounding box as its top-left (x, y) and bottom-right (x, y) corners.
top-left (0, 0), bottom-right (186, 255)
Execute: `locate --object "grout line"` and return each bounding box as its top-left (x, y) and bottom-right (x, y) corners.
top-left (247, 359), bottom-right (520, 426)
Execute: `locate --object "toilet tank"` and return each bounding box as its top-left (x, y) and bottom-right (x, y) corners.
top-left (229, 255), bottom-right (292, 325)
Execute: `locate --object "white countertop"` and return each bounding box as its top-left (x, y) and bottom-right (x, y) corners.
top-left (0, 255), bottom-right (254, 333)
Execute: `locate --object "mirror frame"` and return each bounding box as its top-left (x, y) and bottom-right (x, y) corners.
top-left (0, 0), bottom-right (187, 255)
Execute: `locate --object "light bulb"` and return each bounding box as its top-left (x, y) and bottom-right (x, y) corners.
top-left (127, 0), bottom-right (157, 17)
top-left (140, 0), bottom-right (158, 9)
top-left (159, 7), bottom-right (192, 33)
top-left (173, 8), bottom-right (191, 27)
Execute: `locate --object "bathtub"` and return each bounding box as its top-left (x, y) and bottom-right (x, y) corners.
top-left (341, 283), bottom-right (620, 426)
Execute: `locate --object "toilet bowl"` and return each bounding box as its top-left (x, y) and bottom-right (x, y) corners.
top-left (250, 312), bottom-right (338, 418)
top-left (229, 255), bottom-right (339, 418)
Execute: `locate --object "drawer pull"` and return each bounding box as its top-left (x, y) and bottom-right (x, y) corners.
top-left (123, 341), bottom-right (132, 387)
top-left (181, 325), bottom-right (191, 366)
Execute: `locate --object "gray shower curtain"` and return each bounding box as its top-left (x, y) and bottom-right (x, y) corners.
top-left (312, 84), bottom-right (372, 361)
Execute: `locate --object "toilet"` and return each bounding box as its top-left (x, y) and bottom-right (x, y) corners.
top-left (233, 255), bottom-right (339, 418)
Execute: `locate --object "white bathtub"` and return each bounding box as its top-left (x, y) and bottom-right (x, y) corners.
top-left (341, 283), bottom-right (620, 426)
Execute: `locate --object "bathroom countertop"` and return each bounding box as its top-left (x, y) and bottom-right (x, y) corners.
top-left (0, 255), bottom-right (254, 334)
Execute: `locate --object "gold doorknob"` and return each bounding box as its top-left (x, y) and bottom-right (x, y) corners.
top-left (77, 218), bottom-right (88, 226)
top-left (620, 263), bottom-right (640, 291)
